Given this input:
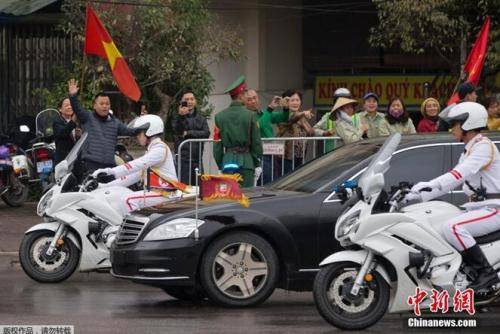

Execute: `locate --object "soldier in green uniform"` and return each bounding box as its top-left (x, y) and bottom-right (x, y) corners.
top-left (213, 76), bottom-right (262, 188)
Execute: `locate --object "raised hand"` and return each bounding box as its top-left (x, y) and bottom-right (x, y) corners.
top-left (68, 79), bottom-right (79, 96)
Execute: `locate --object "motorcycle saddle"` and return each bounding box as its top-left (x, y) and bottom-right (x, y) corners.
top-left (476, 229), bottom-right (500, 245)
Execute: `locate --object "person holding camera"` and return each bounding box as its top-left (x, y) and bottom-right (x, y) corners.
top-left (276, 89), bottom-right (315, 175)
top-left (245, 89), bottom-right (289, 184)
top-left (171, 90), bottom-right (210, 185)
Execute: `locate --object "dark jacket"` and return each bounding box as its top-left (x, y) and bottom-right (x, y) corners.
top-left (53, 114), bottom-right (77, 164)
top-left (171, 108), bottom-right (210, 161)
top-left (69, 95), bottom-right (135, 166)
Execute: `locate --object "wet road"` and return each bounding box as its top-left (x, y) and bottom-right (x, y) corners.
top-left (1, 202), bottom-right (500, 333)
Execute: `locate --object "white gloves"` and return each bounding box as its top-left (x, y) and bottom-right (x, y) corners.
top-left (92, 168), bottom-right (114, 178)
top-left (410, 180), bottom-right (440, 194)
top-left (403, 192), bottom-right (422, 203)
top-left (403, 180), bottom-right (440, 203)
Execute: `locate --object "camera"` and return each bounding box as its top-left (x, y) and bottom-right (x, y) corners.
top-left (181, 101), bottom-right (188, 108)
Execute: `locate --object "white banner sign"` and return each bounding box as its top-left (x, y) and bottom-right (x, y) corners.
top-left (263, 142), bottom-right (285, 156)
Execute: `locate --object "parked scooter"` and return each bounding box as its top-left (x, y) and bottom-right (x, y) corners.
top-left (313, 133), bottom-right (500, 330)
top-left (0, 129), bottom-right (30, 207)
top-left (24, 109), bottom-right (58, 190)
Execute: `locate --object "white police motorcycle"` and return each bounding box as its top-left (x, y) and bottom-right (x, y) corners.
top-left (313, 134), bottom-right (500, 330)
top-left (18, 133), bottom-right (146, 282)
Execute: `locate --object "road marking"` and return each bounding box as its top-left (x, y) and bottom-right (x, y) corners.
top-left (0, 252), bottom-right (18, 256)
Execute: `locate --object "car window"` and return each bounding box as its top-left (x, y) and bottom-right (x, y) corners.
top-left (384, 145), bottom-right (447, 188)
top-left (269, 141), bottom-right (380, 193)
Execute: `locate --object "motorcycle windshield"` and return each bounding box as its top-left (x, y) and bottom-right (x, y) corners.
top-left (36, 109), bottom-right (59, 138)
top-left (66, 132), bottom-right (88, 171)
top-left (358, 133), bottom-right (401, 198)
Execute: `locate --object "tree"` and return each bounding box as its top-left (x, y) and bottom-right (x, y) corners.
top-left (38, 0), bottom-right (243, 123)
top-left (369, 0), bottom-right (499, 76)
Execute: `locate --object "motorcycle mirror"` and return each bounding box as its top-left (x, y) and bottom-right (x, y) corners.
top-left (19, 125), bottom-right (30, 133)
top-left (55, 160), bottom-right (68, 182)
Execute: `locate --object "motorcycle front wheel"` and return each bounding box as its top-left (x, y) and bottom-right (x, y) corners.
top-left (313, 261), bottom-right (390, 330)
top-left (19, 230), bottom-right (80, 283)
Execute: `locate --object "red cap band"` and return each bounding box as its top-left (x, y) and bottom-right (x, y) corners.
top-left (229, 82), bottom-right (247, 97)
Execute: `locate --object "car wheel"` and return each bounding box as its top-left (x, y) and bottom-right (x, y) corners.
top-left (200, 231), bottom-right (279, 307)
top-left (162, 286), bottom-right (205, 301)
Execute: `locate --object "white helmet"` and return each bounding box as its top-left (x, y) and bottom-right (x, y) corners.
top-left (333, 88), bottom-right (351, 98)
top-left (129, 114), bottom-right (164, 137)
top-left (439, 102), bottom-right (487, 131)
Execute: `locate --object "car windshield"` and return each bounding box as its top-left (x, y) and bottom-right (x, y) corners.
top-left (269, 141), bottom-right (380, 193)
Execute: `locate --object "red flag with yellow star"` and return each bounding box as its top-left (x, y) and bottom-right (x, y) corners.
top-left (447, 17), bottom-right (490, 105)
top-left (84, 6), bottom-right (141, 101)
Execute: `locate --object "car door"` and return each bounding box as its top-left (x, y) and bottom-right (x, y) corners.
top-left (316, 143), bottom-right (451, 266)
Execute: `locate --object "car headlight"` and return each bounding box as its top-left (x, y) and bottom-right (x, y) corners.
top-left (37, 189), bottom-right (54, 216)
top-left (336, 210), bottom-right (361, 239)
top-left (143, 218), bottom-right (205, 241)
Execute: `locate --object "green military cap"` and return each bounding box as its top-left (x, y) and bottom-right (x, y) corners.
top-left (224, 75), bottom-right (247, 97)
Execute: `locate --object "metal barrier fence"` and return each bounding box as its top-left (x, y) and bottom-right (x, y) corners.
top-left (176, 136), bottom-right (342, 186)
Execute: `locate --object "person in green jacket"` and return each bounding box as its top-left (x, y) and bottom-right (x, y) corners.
top-left (214, 76), bottom-right (263, 188)
top-left (245, 89), bottom-right (289, 184)
top-left (357, 92), bottom-right (390, 138)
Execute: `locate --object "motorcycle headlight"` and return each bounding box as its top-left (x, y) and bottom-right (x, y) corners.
top-left (336, 210), bottom-right (361, 239)
top-left (143, 218), bottom-right (205, 241)
top-left (37, 189), bottom-right (54, 216)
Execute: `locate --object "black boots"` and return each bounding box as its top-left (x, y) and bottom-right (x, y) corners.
top-left (461, 244), bottom-right (500, 291)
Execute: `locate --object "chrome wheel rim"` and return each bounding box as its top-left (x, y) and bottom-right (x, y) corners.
top-left (212, 242), bottom-right (268, 299)
top-left (327, 269), bottom-right (375, 313)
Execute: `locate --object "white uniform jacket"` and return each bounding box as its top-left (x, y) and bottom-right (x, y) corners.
top-left (424, 134), bottom-right (500, 205)
top-left (106, 137), bottom-right (177, 188)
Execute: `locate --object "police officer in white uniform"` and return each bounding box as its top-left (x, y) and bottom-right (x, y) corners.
top-left (93, 114), bottom-right (186, 215)
top-left (406, 102), bottom-right (500, 291)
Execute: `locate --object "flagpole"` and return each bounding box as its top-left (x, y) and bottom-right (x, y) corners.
top-left (194, 167), bottom-right (199, 240)
top-left (80, 53), bottom-right (87, 97)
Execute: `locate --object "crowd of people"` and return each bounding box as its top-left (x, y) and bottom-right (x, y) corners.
top-left (52, 77), bottom-right (500, 189)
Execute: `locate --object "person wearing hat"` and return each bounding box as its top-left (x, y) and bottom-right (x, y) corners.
top-left (213, 76), bottom-right (262, 188)
top-left (333, 87), bottom-right (352, 104)
top-left (417, 97), bottom-right (441, 133)
top-left (357, 92), bottom-right (390, 138)
top-left (331, 97), bottom-right (368, 144)
top-left (312, 87), bottom-right (355, 152)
